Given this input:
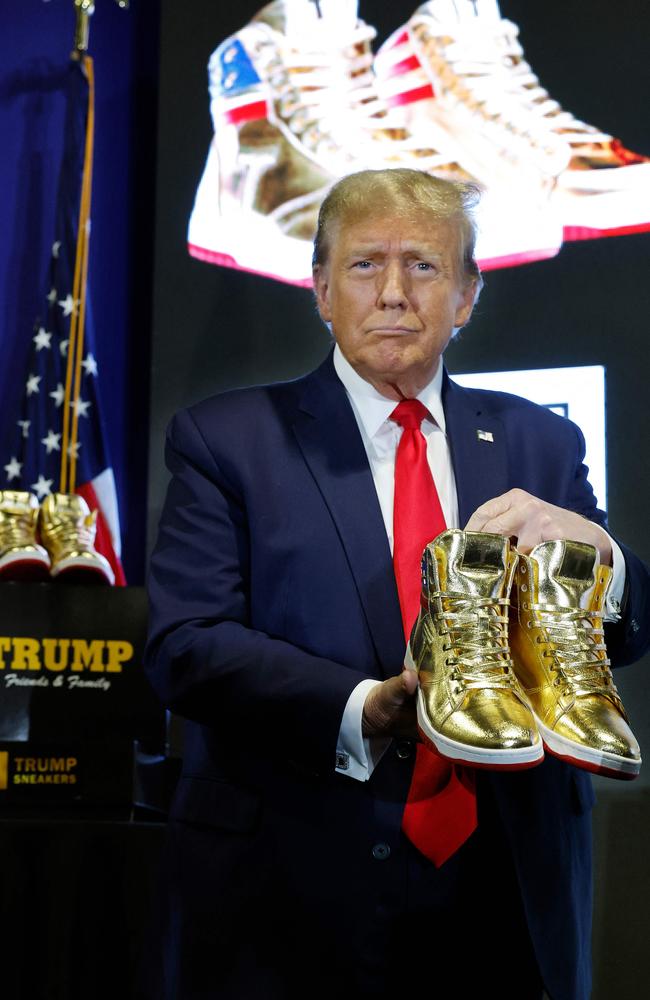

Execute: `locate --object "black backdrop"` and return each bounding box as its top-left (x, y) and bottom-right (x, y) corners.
top-left (150, 3), bottom-right (650, 995)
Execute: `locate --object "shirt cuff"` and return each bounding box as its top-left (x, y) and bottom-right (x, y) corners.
top-left (335, 679), bottom-right (392, 781)
top-left (605, 535), bottom-right (626, 621)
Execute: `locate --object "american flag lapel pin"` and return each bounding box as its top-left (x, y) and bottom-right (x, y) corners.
top-left (476, 429), bottom-right (494, 443)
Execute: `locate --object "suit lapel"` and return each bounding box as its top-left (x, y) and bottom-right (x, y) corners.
top-left (443, 371), bottom-right (510, 528)
top-left (292, 356), bottom-right (405, 677)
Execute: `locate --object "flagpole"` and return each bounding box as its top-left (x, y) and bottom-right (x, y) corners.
top-left (68, 56), bottom-right (95, 493)
top-left (60, 54), bottom-right (94, 493)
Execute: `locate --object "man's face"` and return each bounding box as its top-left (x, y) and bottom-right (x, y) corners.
top-left (314, 212), bottom-right (476, 394)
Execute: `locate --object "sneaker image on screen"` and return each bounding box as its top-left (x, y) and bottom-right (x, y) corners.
top-left (187, 0), bottom-right (563, 286)
top-left (374, 0), bottom-right (650, 242)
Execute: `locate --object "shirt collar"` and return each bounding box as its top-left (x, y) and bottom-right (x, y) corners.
top-left (333, 344), bottom-right (446, 439)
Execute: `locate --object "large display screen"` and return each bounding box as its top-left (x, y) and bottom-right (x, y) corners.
top-left (185, 0), bottom-right (650, 288)
top-left (454, 365), bottom-right (607, 509)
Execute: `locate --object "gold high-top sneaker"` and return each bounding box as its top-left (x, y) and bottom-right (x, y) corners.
top-left (510, 539), bottom-right (641, 780)
top-left (405, 529), bottom-right (543, 769)
top-left (39, 493), bottom-right (114, 585)
top-left (0, 491), bottom-right (51, 581)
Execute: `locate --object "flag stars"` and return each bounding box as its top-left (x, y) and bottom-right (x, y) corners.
top-left (4, 457), bottom-right (22, 482)
top-left (67, 441), bottom-right (81, 460)
top-left (58, 294), bottom-right (77, 317)
top-left (41, 429), bottom-right (62, 454)
top-left (33, 327), bottom-right (52, 351)
top-left (31, 475), bottom-right (53, 500)
top-left (26, 373), bottom-right (42, 396)
top-left (17, 420), bottom-right (31, 439)
top-left (47, 287), bottom-right (57, 305)
top-left (52, 241), bottom-right (61, 259)
top-left (70, 397), bottom-right (91, 418)
top-left (82, 352), bottom-right (98, 377)
top-left (50, 383), bottom-right (65, 408)
top-left (60, 340), bottom-right (69, 357)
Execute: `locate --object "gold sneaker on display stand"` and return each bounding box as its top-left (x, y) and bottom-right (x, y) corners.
top-left (509, 539), bottom-right (641, 780)
top-left (0, 491), bottom-right (51, 581)
top-left (39, 493), bottom-right (114, 586)
top-left (405, 529), bottom-right (543, 770)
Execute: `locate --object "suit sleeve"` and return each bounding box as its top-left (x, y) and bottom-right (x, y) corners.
top-left (561, 418), bottom-right (650, 666)
top-left (145, 407), bottom-right (373, 774)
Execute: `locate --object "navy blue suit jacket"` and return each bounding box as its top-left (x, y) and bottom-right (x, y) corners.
top-left (145, 352), bottom-right (649, 1000)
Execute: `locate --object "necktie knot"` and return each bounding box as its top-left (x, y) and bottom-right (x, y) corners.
top-left (390, 398), bottom-right (430, 431)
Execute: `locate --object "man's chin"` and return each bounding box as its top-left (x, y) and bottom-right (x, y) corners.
top-left (354, 351), bottom-right (440, 396)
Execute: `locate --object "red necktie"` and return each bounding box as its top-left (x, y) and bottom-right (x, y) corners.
top-left (390, 399), bottom-right (477, 866)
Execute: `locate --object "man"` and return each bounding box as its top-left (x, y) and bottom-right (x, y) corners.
top-left (144, 169), bottom-right (649, 1000)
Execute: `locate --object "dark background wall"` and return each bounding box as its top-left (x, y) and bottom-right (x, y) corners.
top-left (149, 2), bottom-right (650, 997)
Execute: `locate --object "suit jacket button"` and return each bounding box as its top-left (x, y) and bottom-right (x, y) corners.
top-left (372, 842), bottom-right (391, 861)
top-left (395, 739), bottom-right (414, 760)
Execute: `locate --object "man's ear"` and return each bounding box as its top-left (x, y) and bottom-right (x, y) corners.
top-left (313, 264), bottom-right (332, 323)
top-left (453, 280), bottom-right (478, 330)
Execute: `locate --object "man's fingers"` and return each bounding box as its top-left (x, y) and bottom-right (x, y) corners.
top-left (400, 666), bottom-right (418, 697)
top-left (362, 671), bottom-right (418, 738)
top-left (464, 490), bottom-right (517, 532)
top-left (464, 489), bottom-right (612, 565)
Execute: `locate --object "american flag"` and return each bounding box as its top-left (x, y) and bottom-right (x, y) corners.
top-left (1, 55), bottom-right (125, 585)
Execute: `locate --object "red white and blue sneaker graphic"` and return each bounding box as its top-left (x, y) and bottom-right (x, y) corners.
top-left (374, 0), bottom-right (650, 242)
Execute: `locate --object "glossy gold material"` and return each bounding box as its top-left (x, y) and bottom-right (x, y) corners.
top-left (510, 539), bottom-right (641, 780)
top-left (405, 529), bottom-right (543, 769)
top-left (39, 493), bottom-right (114, 585)
top-left (0, 491), bottom-right (50, 581)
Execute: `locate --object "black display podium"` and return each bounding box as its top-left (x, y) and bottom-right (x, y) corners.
top-left (0, 584), bottom-right (174, 999)
top-left (0, 583), bottom-right (166, 814)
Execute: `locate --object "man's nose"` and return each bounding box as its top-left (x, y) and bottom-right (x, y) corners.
top-left (377, 261), bottom-right (409, 309)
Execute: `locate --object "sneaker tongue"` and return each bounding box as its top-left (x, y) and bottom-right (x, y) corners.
top-left (257, 0), bottom-right (359, 41)
top-left (441, 530), bottom-right (509, 599)
top-left (417, 0), bottom-right (502, 25)
top-left (529, 539), bottom-right (599, 610)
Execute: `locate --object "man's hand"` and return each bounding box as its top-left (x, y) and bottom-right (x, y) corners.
top-left (465, 488), bottom-right (612, 565)
top-left (362, 669), bottom-right (419, 739)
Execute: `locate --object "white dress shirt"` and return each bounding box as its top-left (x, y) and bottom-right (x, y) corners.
top-left (331, 345), bottom-right (625, 781)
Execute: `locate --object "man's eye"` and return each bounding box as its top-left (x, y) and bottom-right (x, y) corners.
top-left (415, 261), bottom-right (435, 271)
top-left (352, 260), bottom-right (373, 269)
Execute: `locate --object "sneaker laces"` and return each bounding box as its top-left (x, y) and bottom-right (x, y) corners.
top-left (0, 510), bottom-right (38, 550)
top-left (414, 14), bottom-right (610, 159)
top-left (434, 592), bottom-right (519, 691)
top-left (525, 600), bottom-right (621, 701)
top-left (45, 513), bottom-right (96, 555)
top-left (255, 21), bottom-right (455, 171)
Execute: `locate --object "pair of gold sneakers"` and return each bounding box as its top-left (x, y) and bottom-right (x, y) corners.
top-left (405, 529), bottom-right (641, 780)
top-left (0, 490), bottom-right (114, 586)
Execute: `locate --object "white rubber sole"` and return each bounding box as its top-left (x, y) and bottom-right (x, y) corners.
top-left (51, 553), bottom-right (114, 586)
top-left (536, 718), bottom-right (641, 781)
top-left (416, 689), bottom-right (544, 770)
top-left (0, 548), bottom-right (50, 581)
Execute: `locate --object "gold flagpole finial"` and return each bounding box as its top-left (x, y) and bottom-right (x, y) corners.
top-left (72, 1), bottom-right (129, 56)
top-left (73, 0), bottom-right (95, 54)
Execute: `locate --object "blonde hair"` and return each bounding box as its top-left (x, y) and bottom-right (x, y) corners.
top-left (312, 168), bottom-right (482, 288)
